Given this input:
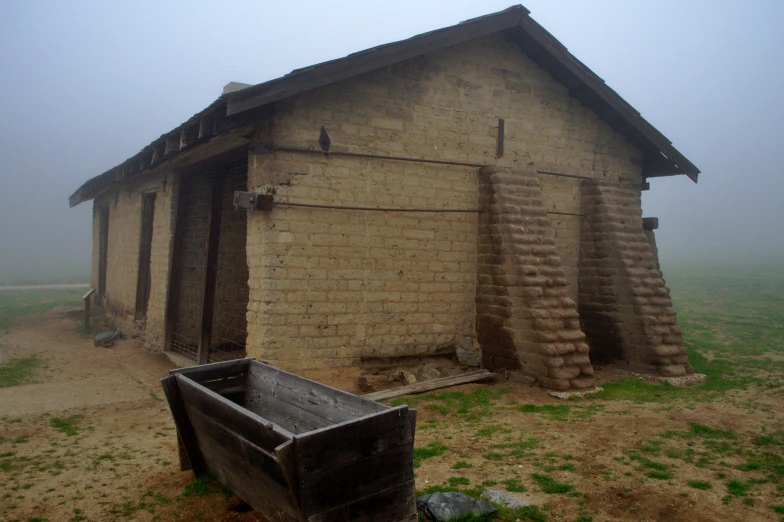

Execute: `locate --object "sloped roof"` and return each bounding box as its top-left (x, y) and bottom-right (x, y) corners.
top-left (69, 5), bottom-right (699, 207)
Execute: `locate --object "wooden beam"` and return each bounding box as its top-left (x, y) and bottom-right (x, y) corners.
top-left (165, 134), bottom-right (180, 156)
top-left (196, 168), bottom-right (224, 365)
top-left (362, 369), bottom-right (495, 401)
top-left (160, 375), bottom-right (207, 474)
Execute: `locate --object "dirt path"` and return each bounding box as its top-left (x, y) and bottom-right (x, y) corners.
top-left (0, 310), bottom-right (263, 522)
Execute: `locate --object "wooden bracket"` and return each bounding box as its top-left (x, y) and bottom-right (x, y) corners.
top-left (234, 191), bottom-right (275, 214)
top-left (642, 217), bottom-right (659, 230)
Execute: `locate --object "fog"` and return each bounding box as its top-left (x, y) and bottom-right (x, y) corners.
top-left (0, 0), bottom-right (781, 284)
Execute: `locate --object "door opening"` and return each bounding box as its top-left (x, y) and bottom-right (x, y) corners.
top-left (97, 206), bottom-right (109, 301)
top-left (135, 192), bottom-right (157, 320)
top-left (165, 155), bottom-right (249, 364)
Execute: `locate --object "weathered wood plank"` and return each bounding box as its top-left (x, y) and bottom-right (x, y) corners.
top-left (177, 431), bottom-right (192, 472)
top-left (160, 375), bottom-right (206, 474)
top-left (247, 362), bottom-right (386, 424)
top-left (186, 408), bottom-right (302, 521)
top-left (362, 369), bottom-right (495, 401)
top-left (244, 386), bottom-right (330, 435)
top-left (197, 169), bottom-right (224, 365)
top-left (306, 479), bottom-right (416, 522)
top-left (186, 405), bottom-right (285, 483)
top-left (176, 375), bottom-right (293, 449)
top-left (198, 373), bottom-right (246, 393)
top-left (170, 358), bottom-right (250, 380)
top-left (300, 443), bottom-right (414, 516)
top-left (295, 406), bottom-right (413, 475)
top-left (276, 440), bottom-right (301, 507)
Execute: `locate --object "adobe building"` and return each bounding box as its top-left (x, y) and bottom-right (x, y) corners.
top-left (70, 5), bottom-right (699, 391)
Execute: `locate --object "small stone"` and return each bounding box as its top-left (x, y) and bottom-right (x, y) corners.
top-left (358, 374), bottom-right (390, 392)
top-left (94, 330), bottom-right (120, 348)
top-left (417, 492), bottom-right (497, 522)
top-left (481, 489), bottom-right (529, 509)
top-left (456, 337), bottom-right (481, 367)
top-left (417, 367), bottom-right (440, 381)
top-left (393, 370), bottom-right (417, 385)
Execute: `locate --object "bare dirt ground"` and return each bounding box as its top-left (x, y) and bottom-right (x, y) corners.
top-left (0, 310), bottom-right (265, 522)
top-left (1, 299), bottom-right (783, 521)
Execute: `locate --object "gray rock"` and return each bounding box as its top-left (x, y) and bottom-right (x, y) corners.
top-left (393, 369), bottom-right (417, 385)
top-left (358, 373), bottom-right (390, 392)
top-left (94, 330), bottom-right (120, 348)
top-left (480, 489), bottom-right (528, 508)
top-left (456, 337), bottom-right (481, 367)
top-left (417, 491), bottom-right (497, 521)
top-left (417, 366), bottom-right (441, 381)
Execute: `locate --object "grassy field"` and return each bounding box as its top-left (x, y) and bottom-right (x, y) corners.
top-left (395, 266), bottom-right (784, 521)
top-left (0, 288), bottom-right (85, 332)
top-left (0, 268), bottom-right (782, 521)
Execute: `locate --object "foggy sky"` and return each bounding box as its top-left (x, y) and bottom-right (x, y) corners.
top-left (0, 0), bottom-right (781, 282)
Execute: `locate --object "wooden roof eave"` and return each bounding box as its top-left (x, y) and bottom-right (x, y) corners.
top-left (70, 4), bottom-right (700, 207)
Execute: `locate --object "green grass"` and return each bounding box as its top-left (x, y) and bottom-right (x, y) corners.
top-left (0, 288), bottom-right (84, 330)
top-left (687, 480), bottom-right (712, 490)
top-left (726, 479), bottom-right (752, 496)
top-left (182, 476), bottom-right (214, 497)
top-left (517, 403), bottom-right (602, 422)
top-left (49, 416), bottom-right (81, 436)
top-left (451, 460), bottom-right (473, 469)
top-left (589, 267), bottom-right (784, 403)
top-left (0, 356), bottom-right (41, 388)
top-left (413, 441), bottom-right (448, 467)
top-left (448, 476), bottom-right (471, 487)
top-left (391, 386), bottom-right (510, 420)
top-left (501, 478), bottom-right (527, 493)
top-left (531, 473), bottom-right (574, 494)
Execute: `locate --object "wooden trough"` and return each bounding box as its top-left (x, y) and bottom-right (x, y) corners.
top-left (161, 358), bottom-right (417, 521)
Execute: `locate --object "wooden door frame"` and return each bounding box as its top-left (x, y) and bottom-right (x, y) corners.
top-left (97, 205), bottom-right (110, 301)
top-left (135, 190), bottom-right (157, 321)
top-left (163, 145), bottom-right (249, 362)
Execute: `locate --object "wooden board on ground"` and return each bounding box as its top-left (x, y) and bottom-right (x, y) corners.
top-left (362, 369), bottom-right (496, 401)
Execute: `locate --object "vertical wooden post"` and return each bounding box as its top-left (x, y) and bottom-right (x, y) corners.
top-left (84, 299), bottom-right (90, 330)
top-left (196, 168), bottom-right (225, 365)
top-left (82, 288), bottom-right (95, 332)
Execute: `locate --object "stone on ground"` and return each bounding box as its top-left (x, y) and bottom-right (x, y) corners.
top-left (417, 492), bottom-right (497, 521)
top-left (94, 331), bottom-right (120, 348)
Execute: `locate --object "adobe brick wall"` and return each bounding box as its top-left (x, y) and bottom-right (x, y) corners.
top-left (244, 33), bottom-right (644, 375)
top-left (476, 167), bottom-right (593, 390)
top-left (579, 181), bottom-right (693, 376)
top-left (246, 154), bottom-right (478, 371)
top-left (90, 170), bottom-right (177, 350)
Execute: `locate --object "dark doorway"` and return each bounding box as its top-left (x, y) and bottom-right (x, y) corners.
top-left (165, 155), bottom-right (249, 364)
top-left (135, 192), bottom-right (157, 320)
top-left (97, 206), bottom-right (109, 301)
